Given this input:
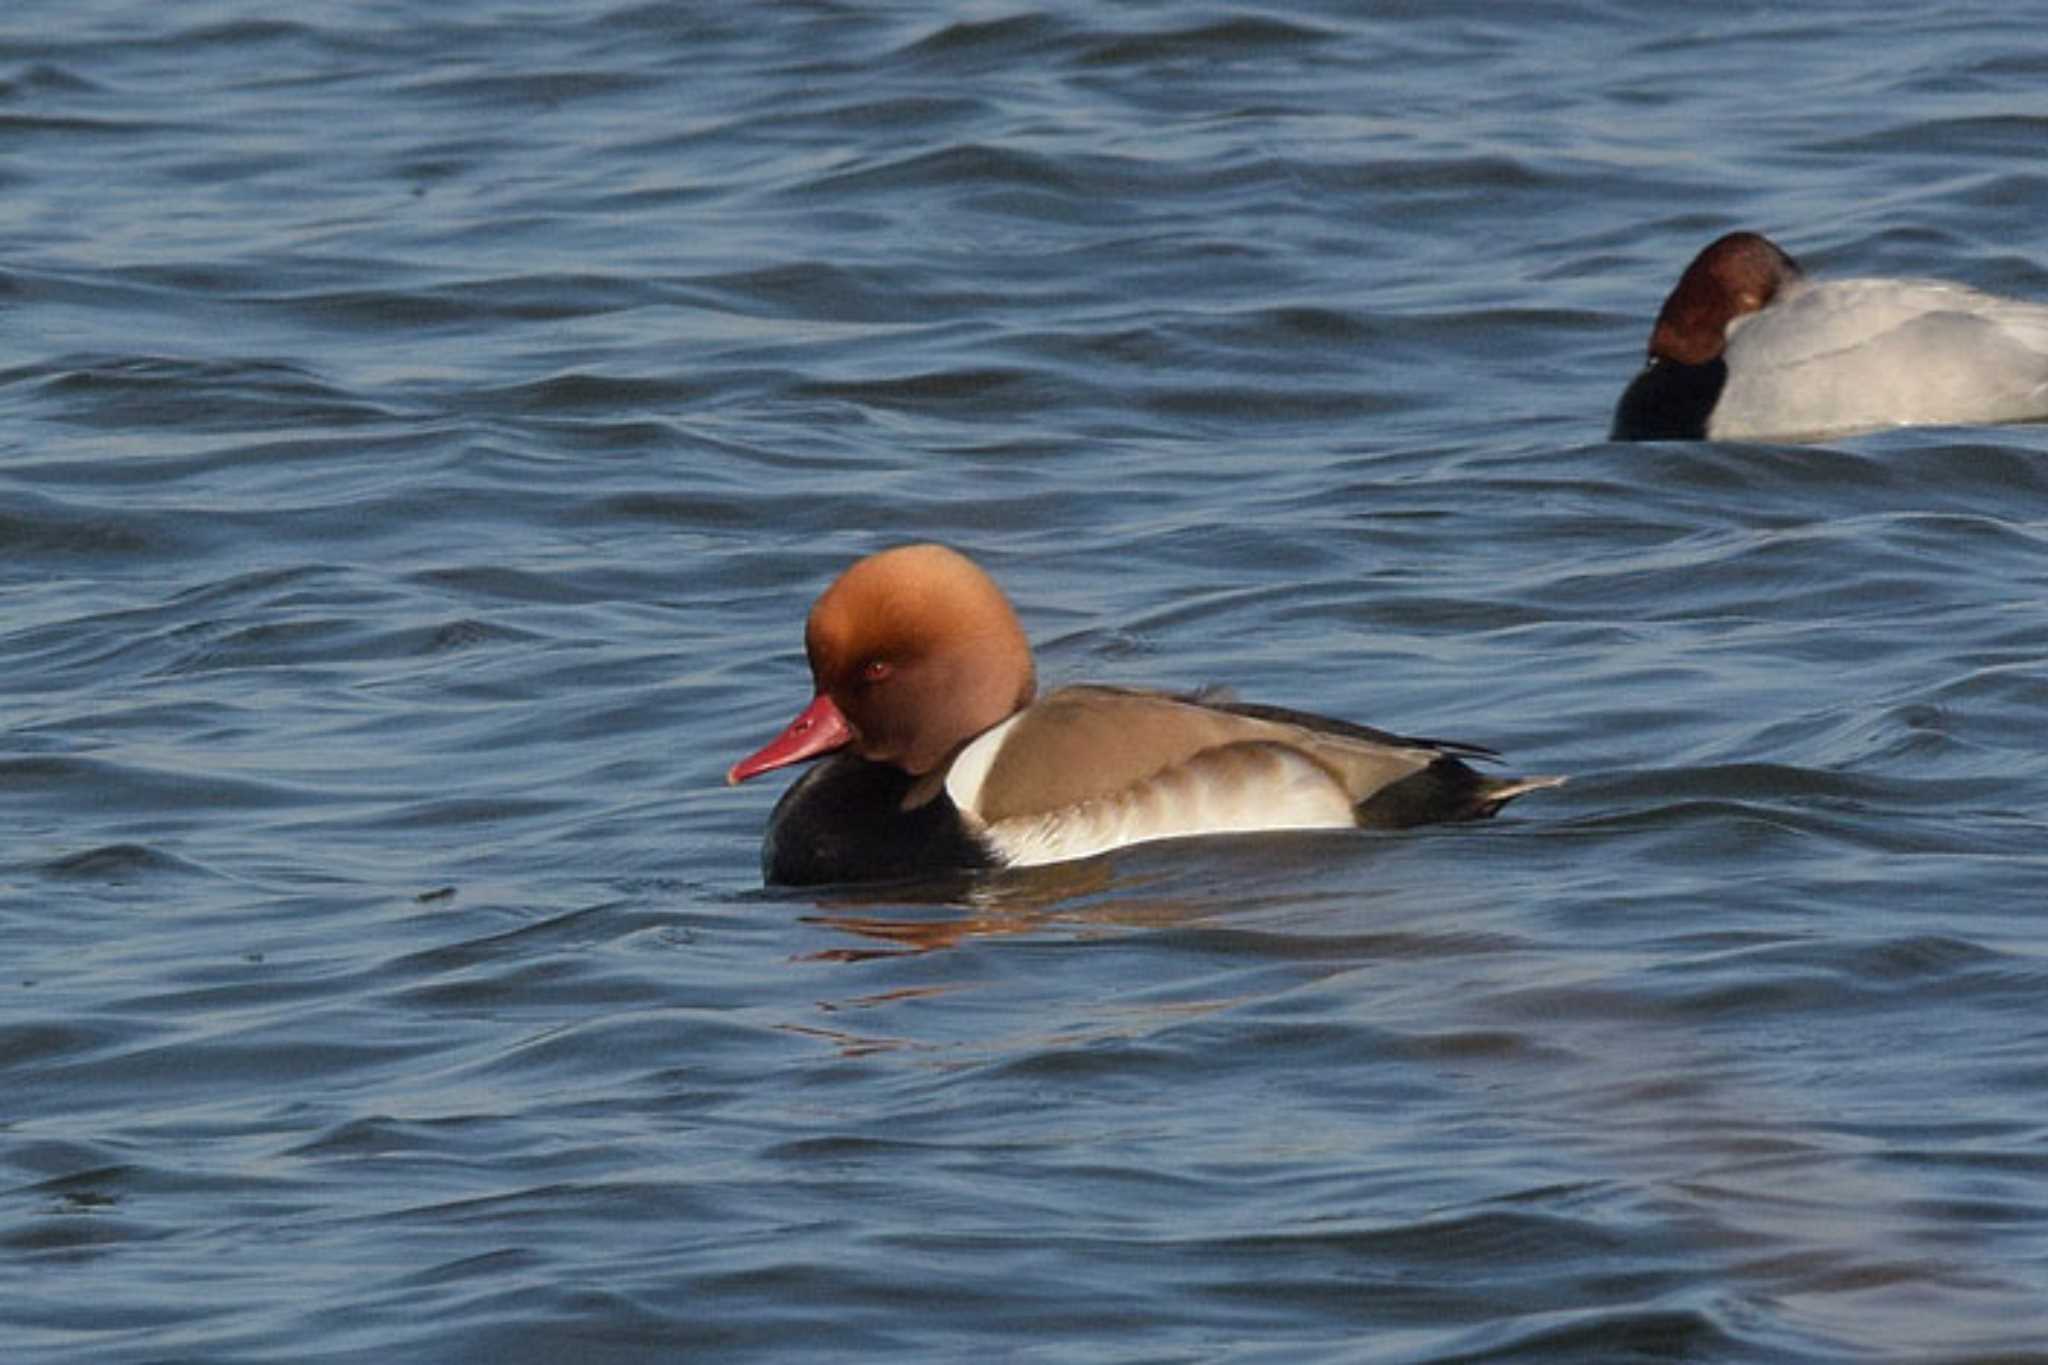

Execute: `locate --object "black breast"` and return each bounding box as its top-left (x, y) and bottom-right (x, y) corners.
top-left (760, 752), bottom-right (995, 887)
top-left (1610, 356), bottom-right (1726, 441)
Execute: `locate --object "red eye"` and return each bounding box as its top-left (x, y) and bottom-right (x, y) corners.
top-left (861, 659), bottom-right (892, 683)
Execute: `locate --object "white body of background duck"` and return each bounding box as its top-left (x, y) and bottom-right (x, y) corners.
top-left (728, 545), bottom-right (1560, 886)
top-left (1612, 231), bottom-right (2048, 442)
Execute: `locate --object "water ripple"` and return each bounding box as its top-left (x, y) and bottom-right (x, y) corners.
top-left (5, 2), bottom-right (2048, 1362)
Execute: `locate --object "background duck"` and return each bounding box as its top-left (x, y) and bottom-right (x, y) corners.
top-left (1613, 230), bottom-right (2048, 441)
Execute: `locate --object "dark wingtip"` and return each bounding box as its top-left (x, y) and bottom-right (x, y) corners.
top-left (1353, 763), bottom-right (1563, 829)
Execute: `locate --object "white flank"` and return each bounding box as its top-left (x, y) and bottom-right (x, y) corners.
top-left (943, 712), bottom-right (1022, 817)
top-left (962, 742), bottom-right (1360, 869)
top-left (1714, 278), bottom-right (2048, 440)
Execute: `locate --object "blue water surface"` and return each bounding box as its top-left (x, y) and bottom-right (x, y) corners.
top-left (4, 3), bottom-right (2048, 1361)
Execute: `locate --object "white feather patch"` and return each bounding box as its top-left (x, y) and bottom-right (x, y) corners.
top-left (943, 712), bottom-right (1021, 818)
top-left (1715, 278), bottom-right (2048, 439)
top-left (959, 740), bottom-right (1359, 869)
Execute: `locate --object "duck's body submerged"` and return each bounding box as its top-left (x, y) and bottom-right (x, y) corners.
top-left (1612, 232), bottom-right (2048, 442)
top-left (729, 546), bottom-right (1559, 887)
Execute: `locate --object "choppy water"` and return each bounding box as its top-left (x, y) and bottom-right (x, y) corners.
top-left (6, 3), bottom-right (2048, 1361)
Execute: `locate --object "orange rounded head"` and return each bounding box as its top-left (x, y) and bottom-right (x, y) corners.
top-left (727, 544), bottom-right (1037, 784)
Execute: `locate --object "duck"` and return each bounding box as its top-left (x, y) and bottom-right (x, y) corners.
top-left (727, 544), bottom-right (1560, 886)
top-left (1611, 230), bottom-right (2048, 442)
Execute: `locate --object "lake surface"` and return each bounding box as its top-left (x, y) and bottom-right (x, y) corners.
top-left (5, 3), bottom-right (2047, 1360)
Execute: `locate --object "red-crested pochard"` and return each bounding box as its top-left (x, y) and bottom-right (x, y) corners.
top-left (1612, 231), bottom-right (2048, 442)
top-left (727, 545), bottom-right (1560, 886)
